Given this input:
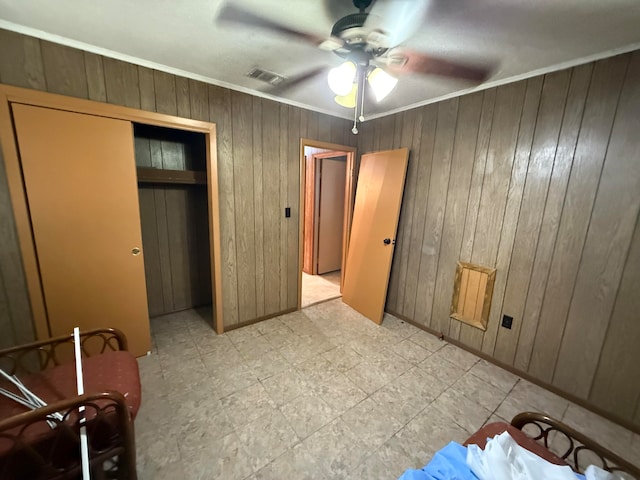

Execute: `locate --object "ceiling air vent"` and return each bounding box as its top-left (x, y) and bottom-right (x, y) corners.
top-left (246, 67), bottom-right (287, 86)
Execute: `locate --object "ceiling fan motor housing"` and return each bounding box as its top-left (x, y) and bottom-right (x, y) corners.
top-left (331, 13), bottom-right (388, 62)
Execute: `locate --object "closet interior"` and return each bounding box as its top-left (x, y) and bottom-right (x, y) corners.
top-left (133, 124), bottom-right (213, 324)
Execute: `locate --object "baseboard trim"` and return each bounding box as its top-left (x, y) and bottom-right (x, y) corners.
top-left (223, 307), bottom-right (298, 332)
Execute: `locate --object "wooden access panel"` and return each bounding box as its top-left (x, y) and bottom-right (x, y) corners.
top-left (343, 148), bottom-right (409, 324)
top-left (317, 156), bottom-right (347, 274)
top-left (12, 103), bottom-right (151, 356)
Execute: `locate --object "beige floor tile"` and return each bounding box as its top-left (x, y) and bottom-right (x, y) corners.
top-left (394, 405), bottom-right (469, 467)
top-left (236, 408), bottom-right (300, 472)
top-left (395, 366), bottom-right (448, 400)
top-left (391, 339), bottom-right (432, 364)
top-left (433, 343), bottom-right (480, 371)
top-left (235, 335), bottom-right (274, 362)
top-left (370, 381), bottom-right (428, 426)
top-left (221, 382), bottom-right (277, 428)
top-left (310, 372), bottom-right (368, 415)
top-left (453, 371), bottom-right (509, 412)
top-left (296, 356), bottom-right (340, 386)
top-left (409, 330), bottom-right (447, 352)
top-left (246, 349), bottom-right (291, 381)
top-left (468, 359), bottom-right (520, 393)
top-left (495, 379), bottom-right (569, 421)
top-left (431, 387), bottom-right (493, 434)
top-left (419, 354), bottom-right (466, 386)
top-left (208, 362), bottom-right (260, 399)
top-left (137, 459), bottom-right (186, 480)
top-left (261, 367), bottom-right (312, 407)
top-left (344, 359), bottom-right (394, 394)
top-left (298, 418), bottom-right (369, 479)
top-left (280, 393), bottom-right (339, 439)
top-left (341, 397), bottom-right (404, 449)
top-left (350, 436), bottom-right (417, 480)
top-left (255, 442), bottom-right (328, 480)
top-left (321, 344), bottom-right (364, 373)
top-left (226, 324), bottom-right (263, 344)
top-left (180, 431), bottom-right (254, 480)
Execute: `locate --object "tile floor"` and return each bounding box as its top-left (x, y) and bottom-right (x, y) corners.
top-left (136, 300), bottom-right (640, 479)
top-left (301, 271), bottom-right (342, 307)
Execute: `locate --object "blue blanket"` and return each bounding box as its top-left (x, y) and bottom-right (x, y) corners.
top-left (398, 442), bottom-right (587, 480)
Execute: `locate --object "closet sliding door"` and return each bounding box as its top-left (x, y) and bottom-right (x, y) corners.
top-left (12, 104), bottom-right (151, 356)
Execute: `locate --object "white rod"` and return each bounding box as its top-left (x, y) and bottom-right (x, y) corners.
top-left (73, 327), bottom-right (91, 480)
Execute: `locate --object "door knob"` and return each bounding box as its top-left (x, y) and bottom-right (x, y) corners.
top-left (383, 238), bottom-right (391, 245)
top-left (131, 247), bottom-right (141, 256)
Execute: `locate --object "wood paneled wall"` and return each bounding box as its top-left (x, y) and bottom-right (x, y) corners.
top-left (359, 50), bottom-right (640, 429)
top-left (0, 28), bottom-right (356, 339)
top-left (138, 185), bottom-right (211, 317)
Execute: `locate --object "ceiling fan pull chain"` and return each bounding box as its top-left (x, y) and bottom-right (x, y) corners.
top-left (359, 67), bottom-right (366, 123)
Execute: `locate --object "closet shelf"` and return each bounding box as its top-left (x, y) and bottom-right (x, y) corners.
top-left (136, 167), bottom-right (206, 185)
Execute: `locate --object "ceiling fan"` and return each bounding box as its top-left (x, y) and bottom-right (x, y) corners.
top-left (217, 0), bottom-right (491, 133)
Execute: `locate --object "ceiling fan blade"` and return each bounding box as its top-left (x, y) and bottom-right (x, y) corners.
top-left (364, 0), bottom-right (431, 48)
top-left (266, 66), bottom-right (326, 95)
top-left (217, 3), bottom-right (326, 46)
top-left (385, 49), bottom-right (492, 83)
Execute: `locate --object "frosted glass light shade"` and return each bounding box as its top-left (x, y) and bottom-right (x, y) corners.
top-left (328, 61), bottom-right (356, 96)
top-left (334, 84), bottom-right (357, 108)
top-left (367, 67), bottom-right (398, 102)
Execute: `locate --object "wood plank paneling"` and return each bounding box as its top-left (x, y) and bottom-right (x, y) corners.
top-left (103, 57), bottom-right (140, 108)
top-left (0, 147), bottom-right (35, 347)
top-left (41, 42), bottom-right (88, 98)
top-left (0, 30), bottom-right (46, 90)
top-left (526, 54), bottom-right (630, 378)
top-left (231, 91), bottom-right (257, 322)
top-left (287, 107), bottom-right (301, 308)
top-left (138, 66), bottom-right (156, 112)
top-left (138, 185), bottom-right (211, 316)
top-left (279, 105), bottom-right (289, 310)
top-left (450, 88), bottom-right (496, 339)
top-left (430, 93), bottom-right (483, 334)
top-left (176, 77), bottom-right (191, 118)
top-left (413, 99), bottom-right (458, 328)
top-left (138, 186), bottom-right (164, 317)
top-left (589, 214), bottom-right (640, 418)
top-left (402, 105), bottom-right (437, 320)
top-left (84, 52), bottom-right (106, 102)
top-left (154, 70), bottom-right (177, 116)
top-left (253, 98), bottom-right (265, 317)
top-left (489, 70), bottom-right (572, 359)
top-left (485, 76), bottom-right (544, 358)
top-left (502, 66), bottom-right (591, 360)
top-left (460, 81), bottom-right (526, 349)
top-left (388, 108), bottom-right (417, 313)
top-left (262, 100), bottom-right (281, 315)
top-left (553, 52), bottom-right (640, 397)
top-left (208, 85), bottom-right (238, 326)
top-left (189, 79), bottom-right (209, 121)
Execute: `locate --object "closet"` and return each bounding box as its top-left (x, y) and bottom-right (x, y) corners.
top-left (1, 84), bottom-right (222, 357)
top-left (133, 125), bottom-right (213, 318)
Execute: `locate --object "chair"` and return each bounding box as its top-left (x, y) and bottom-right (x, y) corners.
top-left (0, 328), bottom-right (141, 479)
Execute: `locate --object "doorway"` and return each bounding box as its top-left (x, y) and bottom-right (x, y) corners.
top-left (298, 139), bottom-right (357, 309)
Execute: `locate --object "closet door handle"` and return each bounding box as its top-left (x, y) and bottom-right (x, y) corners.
top-left (131, 247), bottom-right (141, 256)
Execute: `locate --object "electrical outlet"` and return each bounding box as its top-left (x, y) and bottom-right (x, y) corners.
top-left (285, 207), bottom-right (291, 218)
top-left (501, 315), bottom-right (513, 329)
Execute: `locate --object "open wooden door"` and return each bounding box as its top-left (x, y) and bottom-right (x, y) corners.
top-left (12, 104), bottom-right (151, 356)
top-left (342, 148), bottom-right (409, 324)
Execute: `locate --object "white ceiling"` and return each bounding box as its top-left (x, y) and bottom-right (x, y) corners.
top-left (1, 0), bottom-right (640, 120)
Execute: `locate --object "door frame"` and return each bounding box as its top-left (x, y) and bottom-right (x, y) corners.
top-left (0, 84), bottom-right (225, 338)
top-left (298, 139), bottom-right (357, 309)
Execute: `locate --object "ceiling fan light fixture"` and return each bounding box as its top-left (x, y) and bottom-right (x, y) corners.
top-left (367, 67), bottom-right (398, 102)
top-left (334, 84), bottom-right (357, 108)
top-left (328, 61), bottom-right (357, 96)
